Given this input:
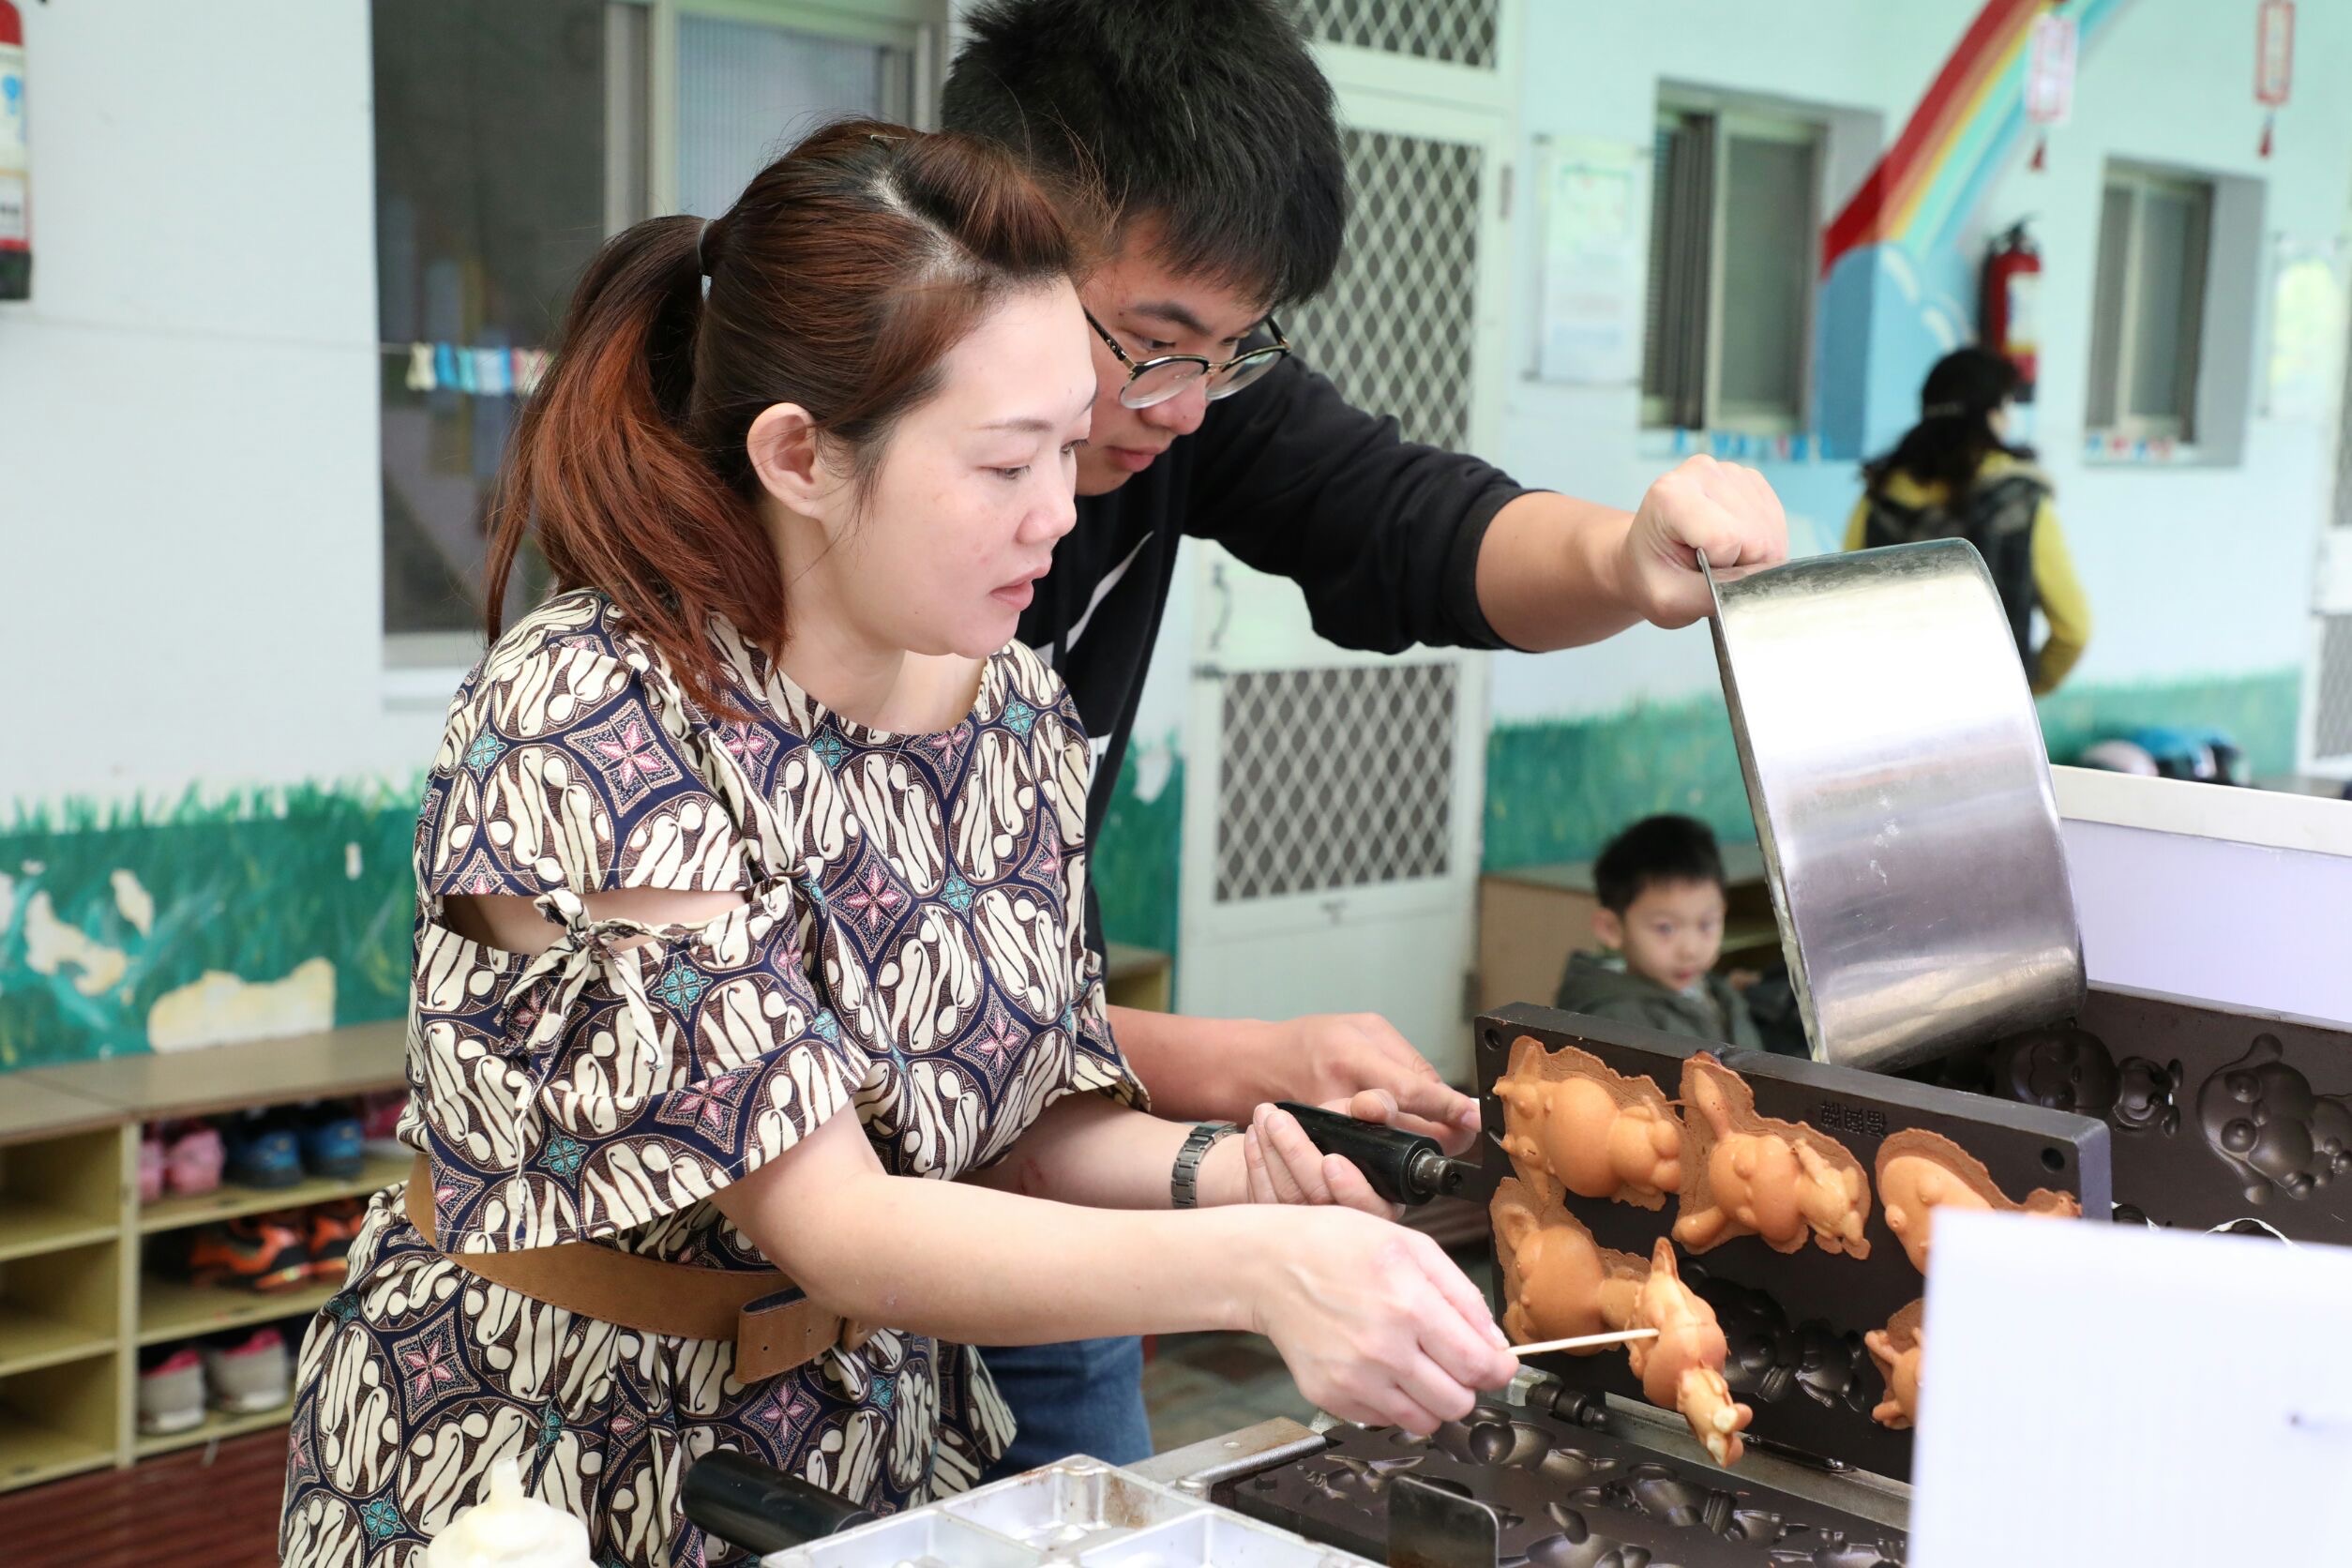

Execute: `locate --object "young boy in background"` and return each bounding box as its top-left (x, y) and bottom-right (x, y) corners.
top-left (1555, 816), bottom-right (1761, 1048)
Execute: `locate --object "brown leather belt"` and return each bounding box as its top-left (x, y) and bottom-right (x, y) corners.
top-left (402, 1155), bottom-right (868, 1381)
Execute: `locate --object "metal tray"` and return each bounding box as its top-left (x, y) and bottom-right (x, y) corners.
top-left (758, 1457), bottom-right (1376, 1568)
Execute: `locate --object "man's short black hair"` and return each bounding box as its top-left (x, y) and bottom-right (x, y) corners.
top-left (941, 0), bottom-right (1346, 309)
top-left (1593, 816), bottom-right (1726, 915)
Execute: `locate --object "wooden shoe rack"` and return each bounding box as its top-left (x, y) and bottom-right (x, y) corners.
top-left (0, 1022), bottom-right (405, 1494)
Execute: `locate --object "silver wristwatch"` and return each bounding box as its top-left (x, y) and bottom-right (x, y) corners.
top-left (1170, 1121), bottom-right (1238, 1209)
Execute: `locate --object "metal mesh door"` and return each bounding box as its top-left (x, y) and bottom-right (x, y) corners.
top-left (1283, 129), bottom-right (1482, 451)
top-left (2314, 613), bottom-right (2352, 763)
top-left (1214, 664), bottom-right (1458, 902)
top-left (1205, 119), bottom-right (1485, 906)
top-left (1292, 0), bottom-right (1499, 68)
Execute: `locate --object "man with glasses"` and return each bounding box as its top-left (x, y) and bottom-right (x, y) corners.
top-left (943, 0), bottom-right (1789, 1476)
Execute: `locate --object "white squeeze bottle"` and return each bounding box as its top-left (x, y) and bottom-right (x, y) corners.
top-left (422, 1458), bottom-right (595, 1568)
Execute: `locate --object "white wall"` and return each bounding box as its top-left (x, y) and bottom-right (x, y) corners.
top-left (0, 3), bottom-right (441, 806)
top-left (1492, 0), bottom-right (2352, 729)
top-left (11, 0), bottom-right (2349, 807)
top-left (1979, 0), bottom-right (2350, 696)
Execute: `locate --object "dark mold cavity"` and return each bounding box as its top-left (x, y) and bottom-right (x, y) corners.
top-left (1537, 1446), bottom-right (1621, 1490)
top-left (1467, 1422), bottom-right (1514, 1464)
top-left (1794, 1533), bottom-right (1907, 1567)
top-left (2196, 1034), bottom-right (2352, 1202)
top-left (1545, 1502), bottom-right (1591, 1542)
top-left (1525, 1536), bottom-right (1650, 1568)
top-left (1966, 1023), bottom-right (2182, 1138)
top-left (1691, 1273), bottom-right (1873, 1413)
top-left (2114, 1057), bottom-right (2183, 1135)
top-left (1993, 1025), bottom-right (2119, 1117)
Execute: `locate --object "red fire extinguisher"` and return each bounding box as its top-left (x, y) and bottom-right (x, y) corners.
top-left (0, 0), bottom-right (28, 301)
top-left (1982, 220), bottom-right (2042, 401)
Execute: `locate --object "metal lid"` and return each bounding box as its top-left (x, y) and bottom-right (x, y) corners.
top-left (1703, 539), bottom-right (2086, 1071)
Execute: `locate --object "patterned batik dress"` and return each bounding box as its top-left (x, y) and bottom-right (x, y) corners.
top-left (279, 591), bottom-right (1142, 1568)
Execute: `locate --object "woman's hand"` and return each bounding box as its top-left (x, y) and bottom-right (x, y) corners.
top-left (1237, 1093), bottom-right (1403, 1218)
top-left (1245, 1206), bottom-right (1518, 1435)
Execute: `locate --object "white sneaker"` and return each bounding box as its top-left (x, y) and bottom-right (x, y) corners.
top-left (137, 1346), bottom-right (205, 1435)
top-left (203, 1326), bottom-right (292, 1414)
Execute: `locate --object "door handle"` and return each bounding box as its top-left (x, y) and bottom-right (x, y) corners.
top-left (1208, 558), bottom-right (1233, 654)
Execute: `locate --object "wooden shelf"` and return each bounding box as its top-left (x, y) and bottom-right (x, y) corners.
top-left (0, 1020), bottom-right (408, 1494)
top-left (138, 1276), bottom-right (338, 1348)
top-left (1105, 942), bottom-right (1172, 1014)
top-left (0, 1197), bottom-right (117, 1264)
top-left (134, 1396), bottom-right (294, 1458)
top-left (0, 1410), bottom-right (113, 1492)
top-left (0, 1306), bottom-right (113, 1380)
top-left (139, 1153), bottom-right (403, 1236)
top-left (21, 1019), bottom-right (406, 1124)
top-left (0, 1079), bottom-right (122, 1150)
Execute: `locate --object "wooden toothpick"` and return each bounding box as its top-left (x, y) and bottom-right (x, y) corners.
top-left (1509, 1327), bottom-right (1659, 1357)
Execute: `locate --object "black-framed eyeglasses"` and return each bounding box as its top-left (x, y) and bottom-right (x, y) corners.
top-left (1084, 311), bottom-right (1290, 409)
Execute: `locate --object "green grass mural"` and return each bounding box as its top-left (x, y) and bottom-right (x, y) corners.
top-left (1093, 749), bottom-right (1184, 963)
top-left (1484, 669), bottom-right (2303, 871)
top-left (0, 783), bottom-right (419, 1069)
top-left (0, 669), bottom-right (2299, 1069)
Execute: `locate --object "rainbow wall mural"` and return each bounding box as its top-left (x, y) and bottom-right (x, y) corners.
top-left (1816, 0), bottom-right (2136, 457)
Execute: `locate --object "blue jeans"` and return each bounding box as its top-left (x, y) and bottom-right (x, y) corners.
top-left (976, 1336), bottom-right (1153, 1481)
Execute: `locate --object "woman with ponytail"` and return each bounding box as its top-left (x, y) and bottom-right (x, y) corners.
top-left (1846, 346), bottom-right (2092, 694)
top-left (279, 120), bottom-right (1513, 1567)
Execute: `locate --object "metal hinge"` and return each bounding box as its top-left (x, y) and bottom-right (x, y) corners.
top-left (1497, 161), bottom-right (1513, 221)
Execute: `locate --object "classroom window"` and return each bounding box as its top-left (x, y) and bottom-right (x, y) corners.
top-left (1643, 103), bottom-right (1822, 434)
top-left (2086, 164), bottom-right (2212, 445)
top-left (374, 0), bottom-right (648, 662)
top-left (375, 1), bottom-right (916, 665)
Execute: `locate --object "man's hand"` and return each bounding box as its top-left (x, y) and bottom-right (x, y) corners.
top-left (1271, 1013), bottom-right (1480, 1154)
top-left (1620, 455), bottom-right (1788, 629)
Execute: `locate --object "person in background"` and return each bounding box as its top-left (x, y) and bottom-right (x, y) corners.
top-left (1555, 816), bottom-right (1760, 1049)
top-left (1846, 347), bottom-right (2090, 695)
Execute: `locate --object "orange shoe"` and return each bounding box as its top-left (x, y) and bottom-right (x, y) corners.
top-left (184, 1214), bottom-right (310, 1292)
top-left (305, 1199), bottom-right (366, 1282)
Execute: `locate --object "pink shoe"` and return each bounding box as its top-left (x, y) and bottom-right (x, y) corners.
top-left (138, 1346), bottom-right (206, 1435)
top-left (359, 1091), bottom-right (409, 1158)
top-left (139, 1127), bottom-right (167, 1205)
top-left (164, 1123), bottom-right (225, 1197)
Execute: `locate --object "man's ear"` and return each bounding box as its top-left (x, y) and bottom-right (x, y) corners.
top-left (1593, 908), bottom-right (1625, 952)
top-left (746, 402), bottom-right (842, 521)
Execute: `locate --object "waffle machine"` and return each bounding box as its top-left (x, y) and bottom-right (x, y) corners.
top-left (677, 544), bottom-right (2352, 1562)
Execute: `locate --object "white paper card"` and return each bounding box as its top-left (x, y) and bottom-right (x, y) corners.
top-left (1913, 1210), bottom-right (2352, 1567)
top-left (1534, 136), bottom-right (1644, 385)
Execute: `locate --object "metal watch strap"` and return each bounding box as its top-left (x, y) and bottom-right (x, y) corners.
top-left (1170, 1122), bottom-right (1238, 1209)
